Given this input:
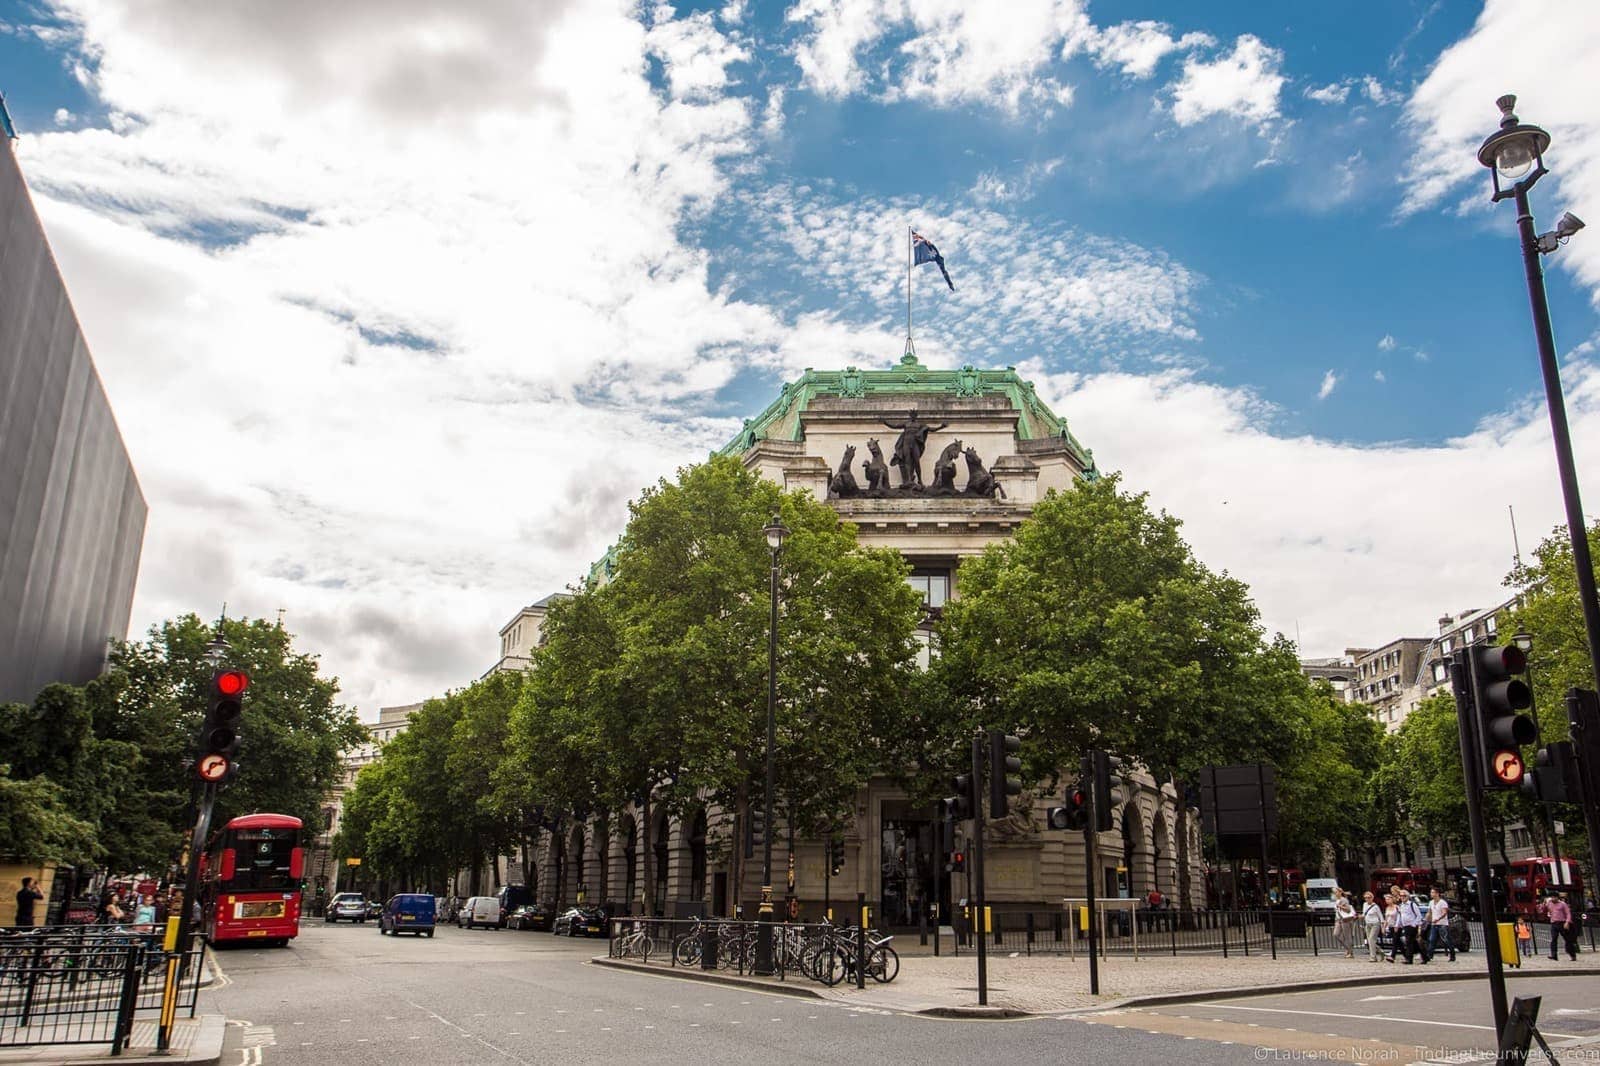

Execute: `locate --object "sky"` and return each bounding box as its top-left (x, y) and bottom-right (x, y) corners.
top-left (2, 0), bottom-right (1599, 719)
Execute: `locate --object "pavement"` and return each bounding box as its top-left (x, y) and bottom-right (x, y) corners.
top-left (0, 1014), bottom-right (225, 1065)
top-left (593, 940), bottom-right (1600, 1017)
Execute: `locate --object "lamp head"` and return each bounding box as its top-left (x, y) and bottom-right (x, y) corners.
top-left (1555, 212), bottom-right (1585, 239)
top-left (1477, 94), bottom-right (1551, 198)
top-left (762, 513), bottom-right (788, 553)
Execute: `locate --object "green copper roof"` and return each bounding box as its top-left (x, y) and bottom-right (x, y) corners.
top-left (716, 353), bottom-right (1098, 476)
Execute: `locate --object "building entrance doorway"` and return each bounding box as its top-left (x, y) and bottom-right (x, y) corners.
top-left (880, 807), bottom-right (948, 929)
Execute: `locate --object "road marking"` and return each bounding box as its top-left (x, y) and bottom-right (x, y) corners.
top-left (1200, 1004), bottom-right (1526, 1035)
top-left (1360, 991), bottom-right (1454, 1002)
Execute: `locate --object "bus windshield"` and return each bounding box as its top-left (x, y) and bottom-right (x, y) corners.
top-left (226, 826), bottom-right (300, 891)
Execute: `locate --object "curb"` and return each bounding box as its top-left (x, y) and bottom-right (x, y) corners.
top-left (1055, 963), bottom-right (1600, 1015)
top-left (590, 956), bottom-right (825, 999)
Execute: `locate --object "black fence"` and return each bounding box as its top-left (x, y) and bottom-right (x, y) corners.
top-left (0, 926), bottom-right (206, 1054)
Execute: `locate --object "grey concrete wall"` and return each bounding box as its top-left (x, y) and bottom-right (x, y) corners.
top-left (0, 139), bottom-right (146, 705)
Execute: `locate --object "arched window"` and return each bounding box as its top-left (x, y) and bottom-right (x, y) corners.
top-left (620, 815), bottom-right (638, 912)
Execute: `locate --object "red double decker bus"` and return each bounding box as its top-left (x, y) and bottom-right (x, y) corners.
top-left (1505, 857), bottom-right (1584, 919)
top-left (200, 813), bottom-right (305, 946)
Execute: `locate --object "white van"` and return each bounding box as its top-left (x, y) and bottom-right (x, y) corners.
top-left (456, 896), bottom-right (501, 930)
top-left (1305, 878), bottom-right (1340, 922)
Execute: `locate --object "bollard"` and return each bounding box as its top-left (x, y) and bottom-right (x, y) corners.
top-left (856, 893), bottom-right (867, 990)
top-left (701, 926), bottom-right (717, 970)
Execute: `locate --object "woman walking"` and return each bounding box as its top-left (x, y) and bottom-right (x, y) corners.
top-left (1333, 888), bottom-right (1357, 957)
top-left (1362, 891), bottom-right (1384, 962)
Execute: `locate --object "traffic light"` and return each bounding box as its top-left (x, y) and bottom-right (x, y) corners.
top-left (746, 807), bottom-right (767, 858)
top-left (1093, 749), bottom-right (1126, 832)
top-left (828, 837), bottom-right (846, 877)
top-left (195, 669), bottom-right (248, 785)
top-left (1471, 644), bottom-right (1535, 789)
top-left (1523, 741), bottom-right (1582, 804)
top-left (940, 772), bottom-right (975, 822)
top-left (1047, 783), bottom-right (1091, 831)
top-left (988, 731), bottom-right (1022, 818)
top-left (948, 850), bottom-right (966, 874)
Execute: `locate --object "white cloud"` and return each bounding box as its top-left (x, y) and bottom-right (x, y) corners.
top-left (1375, 370), bottom-right (1387, 382)
top-left (52, 107), bottom-right (73, 125)
top-left (968, 157), bottom-right (1062, 203)
top-left (1304, 81), bottom-right (1350, 105)
top-left (787, 0), bottom-right (1092, 114)
top-left (1023, 361), bottom-right (1600, 661)
top-left (1318, 369), bottom-right (1338, 399)
top-left (1399, 0), bottom-right (1600, 302)
top-left (738, 185), bottom-right (1203, 361)
top-left (787, 0), bottom-right (893, 99)
top-left (645, 4), bottom-right (751, 102)
top-left (1169, 34), bottom-right (1286, 128)
top-left (1379, 334), bottom-right (1397, 350)
top-left (1090, 21), bottom-right (1212, 80)
top-left (12, 0), bottom-right (797, 711)
top-left (760, 85), bottom-right (786, 137)
top-left (1362, 76), bottom-right (1400, 107)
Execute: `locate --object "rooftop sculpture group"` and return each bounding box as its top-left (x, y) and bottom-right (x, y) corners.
top-left (829, 409), bottom-right (1005, 500)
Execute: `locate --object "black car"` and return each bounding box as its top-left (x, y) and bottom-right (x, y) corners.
top-left (506, 903), bottom-right (554, 931)
top-left (552, 905), bottom-right (608, 937)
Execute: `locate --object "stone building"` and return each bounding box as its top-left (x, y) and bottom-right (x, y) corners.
top-left (493, 355), bottom-right (1206, 926)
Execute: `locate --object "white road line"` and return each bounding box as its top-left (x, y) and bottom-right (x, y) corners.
top-left (1197, 1004), bottom-right (1578, 1036)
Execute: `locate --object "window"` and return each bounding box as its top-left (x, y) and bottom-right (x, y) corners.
top-left (1486, 615), bottom-right (1498, 635)
top-left (906, 571), bottom-right (950, 609)
top-left (1441, 638), bottom-right (1452, 655)
top-left (1464, 626), bottom-right (1475, 643)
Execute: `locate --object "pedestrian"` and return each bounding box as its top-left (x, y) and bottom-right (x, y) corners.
top-left (135, 894), bottom-right (157, 934)
top-left (1547, 892), bottom-right (1578, 961)
top-left (1515, 915), bottom-right (1533, 957)
top-left (1362, 891), bottom-right (1384, 962)
top-left (1382, 892), bottom-right (1399, 962)
top-left (1426, 887), bottom-right (1455, 963)
top-left (1333, 888), bottom-right (1357, 957)
top-left (14, 876), bottom-right (44, 927)
top-left (1393, 889), bottom-right (1423, 964)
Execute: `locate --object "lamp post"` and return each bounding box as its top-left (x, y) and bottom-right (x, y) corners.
top-left (755, 512), bottom-right (788, 976)
top-left (1477, 97), bottom-right (1600, 703)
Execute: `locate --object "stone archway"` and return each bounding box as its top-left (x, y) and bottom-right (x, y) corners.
top-left (568, 825), bottom-right (586, 902)
top-left (1151, 808), bottom-right (1173, 902)
top-left (650, 807), bottom-right (671, 917)
top-left (1120, 801), bottom-right (1152, 897)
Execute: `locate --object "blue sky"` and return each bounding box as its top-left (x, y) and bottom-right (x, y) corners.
top-left (2, 0), bottom-right (1598, 711)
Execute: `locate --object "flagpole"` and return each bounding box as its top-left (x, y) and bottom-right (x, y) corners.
top-left (906, 225), bottom-right (914, 358)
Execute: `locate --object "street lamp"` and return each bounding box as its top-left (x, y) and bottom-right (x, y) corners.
top-left (1477, 96), bottom-right (1600, 707)
top-left (755, 512), bottom-right (787, 976)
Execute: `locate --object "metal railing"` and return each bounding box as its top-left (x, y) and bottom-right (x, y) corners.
top-left (606, 917), bottom-right (899, 986)
top-left (0, 925), bottom-right (206, 1053)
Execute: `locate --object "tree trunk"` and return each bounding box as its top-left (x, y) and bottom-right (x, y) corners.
top-left (1173, 777), bottom-right (1194, 913)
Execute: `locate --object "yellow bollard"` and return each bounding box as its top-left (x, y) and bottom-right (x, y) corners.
top-left (1499, 922), bottom-right (1521, 968)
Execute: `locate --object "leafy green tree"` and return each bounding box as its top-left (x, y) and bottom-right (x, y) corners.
top-left (1274, 685), bottom-right (1388, 866)
top-left (104, 614), bottom-right (368, 844)
top-left (504, 456), bottom-right (923, 914)
top-left (0, 772), bottom-right (99, 864)
top-left (933, 474), bottom-right (1311, 906)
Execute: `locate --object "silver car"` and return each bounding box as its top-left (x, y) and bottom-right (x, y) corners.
top-left (325, 892), bottom-right (369, 923)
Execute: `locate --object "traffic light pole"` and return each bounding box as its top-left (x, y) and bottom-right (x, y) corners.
top-left (1084, 804), bottom-right (1099, 996)
top-left (158, 779), bottom-right (216, 1050)
top-left (1450, 651), bottom-right (1510, 1037)
top-left (971, 733), bottom-right (988, 1007)
top-left (1567, 690), bottom-right (1600, 898)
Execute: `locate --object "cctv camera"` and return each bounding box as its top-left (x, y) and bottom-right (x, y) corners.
top-left (1555, 212), bottom-right (1586, 239)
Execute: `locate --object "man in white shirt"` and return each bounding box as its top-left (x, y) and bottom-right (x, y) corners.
top-left (1393, 889), bottom-right (1424, 963)
top-left (1424, 887), bottom-right (1455, 962)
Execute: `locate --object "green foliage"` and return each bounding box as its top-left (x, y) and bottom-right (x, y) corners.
top-left (104, 614), bottom-right (368, 839)
top-left (933, 474), bottom-right (1305, 787)
top-left (0, 770), bottom-right (99, 864)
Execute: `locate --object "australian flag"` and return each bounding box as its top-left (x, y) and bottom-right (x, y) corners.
top-left (912, 231), bottom-right (955, 292)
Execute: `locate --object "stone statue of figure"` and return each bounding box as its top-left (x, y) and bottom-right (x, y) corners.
top-left (882, 408), bottom-right (948, 490)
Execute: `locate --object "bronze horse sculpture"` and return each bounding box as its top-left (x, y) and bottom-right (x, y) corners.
top-left (929, 439), bottom-right (962, 494)
top-left (830, 444), bottom-right (860, 498)
top-left (862, 439), bottom-right (892, 496)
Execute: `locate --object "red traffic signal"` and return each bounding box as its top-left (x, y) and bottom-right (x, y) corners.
top-left (215, 670), bottom-right (249, 697)
top-left (1491, 749), bottom-right (1525, 787)
top-left (1472, 644), bottom-right (1535, 791)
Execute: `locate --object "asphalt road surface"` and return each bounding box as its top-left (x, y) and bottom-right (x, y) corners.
top-left (204, 920), bottom-right (1600, 1065)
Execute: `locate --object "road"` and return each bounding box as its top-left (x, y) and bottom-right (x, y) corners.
top-left (205, 920), bottom-right (1600, 1064)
